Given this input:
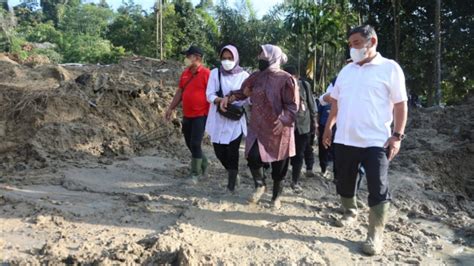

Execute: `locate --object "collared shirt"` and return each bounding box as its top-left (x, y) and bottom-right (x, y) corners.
top-left (179, 65), bottom-right (211, 118)
top-left (205, 68), bottom-right (250, 144)
top-left (330, 53), bottom-right (407, 148)
top-left (232, 69), bottom-right (299, 163)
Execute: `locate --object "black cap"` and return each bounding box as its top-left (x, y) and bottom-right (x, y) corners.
top-left (182, 46), bottom-right (203, 57)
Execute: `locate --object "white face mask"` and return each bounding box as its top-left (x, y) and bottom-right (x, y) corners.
top-left (221, 60), bottom-right (236, 71)
top-left (350, 47), bottom-right (368, 63)
top-left (184, 57), bottom-right (192, 67)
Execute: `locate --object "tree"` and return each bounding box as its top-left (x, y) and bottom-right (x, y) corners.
top-left (59, 3), bottom-right (113, 37)
top-left (107, 1), bottom-right (156, 57)
top-left (40, 0), bottom-right (81, 26)
top-left (434, 0), bottom-right (441, 105)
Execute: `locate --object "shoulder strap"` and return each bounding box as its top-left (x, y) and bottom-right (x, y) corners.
top-left (180, 72), bottom-right (196, 92)
top-left (216, 68), bottom-right (224, 98)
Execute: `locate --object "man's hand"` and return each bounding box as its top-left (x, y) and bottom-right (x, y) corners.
top-left (384, 136), bottom-right (401, 161)
top-left (220, 97), bottom-right (229, 112)
top-left (322, 127), bottom-right (332, 149)
top-left (165, 108), bottom-right (174, 121)
top-left (273, 119), bottom-right (284, 135)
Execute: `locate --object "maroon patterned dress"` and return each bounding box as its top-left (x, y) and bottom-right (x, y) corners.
top-left (231, 69), bottom-right (299, 162)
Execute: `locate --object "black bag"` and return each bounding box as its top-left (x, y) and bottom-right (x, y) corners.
top-left (216, 69), bottom-right (245, 121)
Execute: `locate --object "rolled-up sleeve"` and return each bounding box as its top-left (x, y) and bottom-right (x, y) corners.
top-left (279, 77), bottom-right (299, 126)
top-left (389, 63), bottom-right (408, 104)
top-left (330, 81), bottom-right (340, 101)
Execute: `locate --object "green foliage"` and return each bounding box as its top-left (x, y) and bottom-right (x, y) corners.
top-left (60, 33), bottom-right (125, 64)
top-left (106, 2), bottom-right (156, 57)
top-left (10, 35), bottom-right (28, 60)
top-left (59, 4), bottom-right (113, 37)
top-left (34, 48), bottom-right (63, 64)
top-left (351, 0), bottom-right (473, 105)
top-left (4, 0), bottom-right (471, 105)
top-left (21, 21), bottom-right (63, 44)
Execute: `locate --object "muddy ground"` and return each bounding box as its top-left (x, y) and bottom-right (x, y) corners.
top-left (0, 56), bottom-right (473, 264)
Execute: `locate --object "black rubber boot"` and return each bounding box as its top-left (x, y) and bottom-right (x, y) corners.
top-left (250, 168), bottom-right (266, 188)
top-left (227, 169), bottom-right (238, 192)
top-left (248, 168), bottom-right (266, 204)
top-left (292, 163), bottom-right (303, 184)
top-left (271, 180), bottom-right (283, 209)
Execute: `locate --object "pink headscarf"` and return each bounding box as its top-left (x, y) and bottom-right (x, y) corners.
top-left (260, 44), bottom-right (288, 71)
top-left (219, 45), bottom-right (244, 76)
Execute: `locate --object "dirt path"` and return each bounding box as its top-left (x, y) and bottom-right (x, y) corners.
top-left (1, 146), bottom-right (472, 265)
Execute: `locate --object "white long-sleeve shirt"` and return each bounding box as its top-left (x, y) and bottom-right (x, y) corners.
top-left (205, 68), bottom-right (250, 144)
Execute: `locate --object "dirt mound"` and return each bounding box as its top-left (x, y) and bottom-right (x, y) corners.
top-left (0, 56), bottom-right (186, 173)
top-left (395, 95), bottom-right (474, 199)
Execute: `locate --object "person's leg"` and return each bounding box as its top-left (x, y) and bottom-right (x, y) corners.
top-left (182, 117), bottom-right (200, 179)
top-left (190, 116), bottom-right (208, 177)
top-left (226, 134), bottom-right (242, 192)
top-left (317, 125), bottom-right (329, 174)
top-left (361, 147), bottom-right (391, 207)
top-left (189, 116), bottom-right (206, 159)
top-left (291, 133), bottom-right (309, 188)
top-left (270, 157), bottom-right (290, 209)
top-left (213, 142), bottom-right (229, 170)
top-left (334, 144), bottom-right (363, 227)
top-left (304, 133), bottom-right (315, 176)
top-left (181, 117), bottom-right (192, 154)
top-left (361, 147), bottom-right (391, 255)
top-left (247, 141), bottom-right (266, 203)
top-left (185, 116), bottom-right (206, 181)
top-left (227, 134), bottom-right (242, 171)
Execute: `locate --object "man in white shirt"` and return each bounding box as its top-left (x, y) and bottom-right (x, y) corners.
top-left (323, 25), bottom-right (408, 255)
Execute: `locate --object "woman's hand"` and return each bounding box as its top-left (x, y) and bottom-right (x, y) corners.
top-left (273, 119), bottom-right (284, 135)
top-left (220, 97), bottom-right (229, 112)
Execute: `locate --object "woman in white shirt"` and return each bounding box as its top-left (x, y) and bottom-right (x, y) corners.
top-left (205, 45), bottom-right (249, 193)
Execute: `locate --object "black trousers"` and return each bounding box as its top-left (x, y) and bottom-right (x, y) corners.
top-left (247, 141), bottom-right (289, 186)
top-left (317, 125), bottom-right (335, 173)
top-left (213, 134), bottom-right (242, 171)
top-left (304, 132), bottom-right (316, 170)
top-left (334, 144), bottom-right (391, 207)
top-left (182, 116), bottom-right (207, 158)
top-left (291, 132), bottom-right (310, 183)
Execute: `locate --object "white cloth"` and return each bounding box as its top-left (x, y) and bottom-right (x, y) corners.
top-left (330, 53), bottom-right (408, 148)
top-left (205, 68), bottom-right (250, 144)
top-left (319, 83), bottom-right (334, 106)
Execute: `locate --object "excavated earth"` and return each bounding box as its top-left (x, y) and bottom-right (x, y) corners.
top-left (0, 55), bottom-right (472, 265)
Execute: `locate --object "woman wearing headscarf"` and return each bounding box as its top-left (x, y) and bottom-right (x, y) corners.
top-left (220, 44), bottom-right (299, 209)
top-left (205, 45), bottom-right (250, 193)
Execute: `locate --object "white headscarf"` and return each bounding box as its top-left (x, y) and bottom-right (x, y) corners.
top-left (260, 44), bottom-right (288, 71)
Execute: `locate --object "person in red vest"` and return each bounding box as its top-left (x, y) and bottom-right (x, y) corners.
top-left (165, 46), bottom-right (211, 184)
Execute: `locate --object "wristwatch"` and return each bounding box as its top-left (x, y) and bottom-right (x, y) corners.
top-left (392, 132), bottom-right (406, 141)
